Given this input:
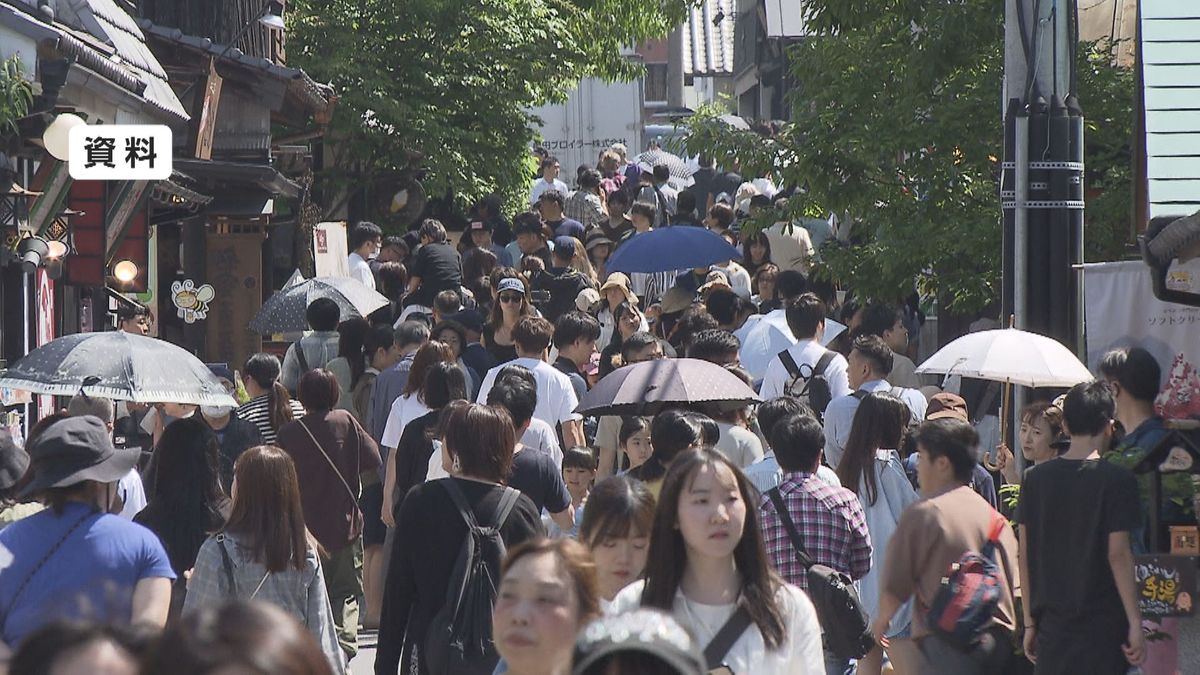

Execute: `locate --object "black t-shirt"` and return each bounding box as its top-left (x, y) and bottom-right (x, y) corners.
top-left (377, 477), bottom-right (543, 673)
top-left (1016, 458), bottom-right (1140, 622)
top-left (711, 171), bottom-right (743, 202)
top-left (408, 242), bottom-right (462, 307)
top-left (508, 448), bottom-right (571, 514)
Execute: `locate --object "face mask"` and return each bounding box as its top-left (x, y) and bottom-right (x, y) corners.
top-left (201, 405), bottom-right (229, 418)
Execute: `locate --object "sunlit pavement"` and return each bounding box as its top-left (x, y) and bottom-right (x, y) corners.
top-left (349, 629), bottom-right (377, 675)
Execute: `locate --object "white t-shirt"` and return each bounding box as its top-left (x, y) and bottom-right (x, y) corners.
top-left (476, 357), bottom-right (581, 428)
top-left (530, 178), bottom-right (569, 206)
top-left (380, 392), bottom-right (432, 449)
top-left (118, 468), bottom-right (146, 519)
top-left (347, 252), bottom-right (375, 291)
top-left (611, 580), bottom-right (824, 675)
top-left (758, 339), bottom-right (851, 403)
top-left (522, 418), bottom-right (563, 469)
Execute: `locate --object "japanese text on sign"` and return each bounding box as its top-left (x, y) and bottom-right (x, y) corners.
top-left (1135, 555), bottom-right (1196, 617)
top-left (541, 138), bottom-right (628, 151)
top-left (68, 125), bottom-right (173, 180)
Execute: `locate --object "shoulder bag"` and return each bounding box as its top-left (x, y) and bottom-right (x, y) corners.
top-left (297, 417), bottom-right (364, 540)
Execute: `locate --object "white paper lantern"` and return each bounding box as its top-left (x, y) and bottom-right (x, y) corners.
top-left (42, 113), bottom-right (86, 161)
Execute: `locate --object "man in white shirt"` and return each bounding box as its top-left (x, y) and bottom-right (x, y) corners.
top-left (346, 221), bottom-right (382, 291)
top-left (823, 334), bottom-right (928, 468)
top-left (529, 156), bottom-right (570, 206)
top-left (475, 315), bottom-right (585, 448)
top-left (758, 293), bottom-right (851, 403)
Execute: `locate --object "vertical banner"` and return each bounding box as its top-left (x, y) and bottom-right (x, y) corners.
top-left (35, 269), bottom-right (54, 418)
top-left (313, 222), bottom-right (349, 278)
top-left (205, 230), bottom-right (265, 373)
top-left (1083, 260), bottom-right (1200, 417)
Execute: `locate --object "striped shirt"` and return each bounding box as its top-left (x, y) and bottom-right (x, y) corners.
top-left (235, 394), bottom-right (306, 446)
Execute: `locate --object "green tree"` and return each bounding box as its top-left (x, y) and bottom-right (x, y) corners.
top-left (683, 3), bottom-right (1133, 314)
top-left (289, 0), bottom-right (690, 225)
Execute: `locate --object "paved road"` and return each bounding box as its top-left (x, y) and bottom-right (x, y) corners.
top-left (349, 630), bottom-right (376, 675)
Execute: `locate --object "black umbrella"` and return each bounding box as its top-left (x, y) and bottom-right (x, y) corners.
top-left (249, 274), bottom-right (389, 335)
top-left (0, 332), bottom-right (237, 406)
top-left (575, 358), bottom-right (760, 416)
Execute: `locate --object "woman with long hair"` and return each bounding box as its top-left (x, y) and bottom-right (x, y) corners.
top-left (578, 475), bottom-right (655, 609)
top-left (492, 538), bottom-right (602, 675)
top-left (276, 370), bottom-right (381, 662)
top-left (627, 410), bottom-right (718, 497)
top-left (326, 317), bottom-right (371, 417)
top-left (566, 235), bottom-right (599, 287)
top-left (376, 403), bottom-right (543, 675)
top-left (484, 270), bottom-right (535, 365)
top-left (383, 361), bottom-right (468, 527)
top-left (379, 340), bottom-right (456, 460)
top-left (585, 231), bottom-right (614, 284)
top-left (741, 232), bottom-right (772, 278)
top-left (182, 445), bottom-right (343, 673)
top-left (236, 353), bottom-right (305, 446)
top-left (134, 417), bottom-right (228, 618)
top-left (612, 447), bottom-right (823, 673)
top-left (835, 393), bottom-right (920, 674)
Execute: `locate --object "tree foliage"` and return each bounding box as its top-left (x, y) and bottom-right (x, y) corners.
top-left (683, 2), bottom-right (1133, 314)
top-left (289, 0), bottom-right (691, 225)
top-left (0, 56), bottom-right (33, 139)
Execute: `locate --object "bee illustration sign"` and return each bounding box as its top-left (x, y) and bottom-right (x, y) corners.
top-left (1135, 555), bottom-right (1196, 617)
top-left (171, 280), bottom-right (215, 324)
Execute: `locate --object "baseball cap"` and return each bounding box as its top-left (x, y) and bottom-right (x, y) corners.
top-left (572, 609), bottom-right (704, 675)
top-left (926, 392), bottom-right (969, 422)
top-left (496, 277), bottom-right (526, 295)
top-left (553, 236), bottom-right (578, 259)
top-left (469, 220), bottom-right (492, 232)
top-left (576, 287), bottom-right (601, 313)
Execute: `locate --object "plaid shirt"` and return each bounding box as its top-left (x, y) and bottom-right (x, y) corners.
top-left (564, 190), bottom-right (606, 229)
top-left (759, 471), bottom-right (872, 592)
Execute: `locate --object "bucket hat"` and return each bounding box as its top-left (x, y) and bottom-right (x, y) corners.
top-left (0, 431), bottom-right (29, 492)
top-left (598, 272), bottom-right (638, 306)
top-left (20, 415), bottom-right (139, 497)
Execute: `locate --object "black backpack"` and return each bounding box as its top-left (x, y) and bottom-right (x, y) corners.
top-left (424, 480), bottom-right (522, 675)
top-left (779, 349), bottom-right (837, 419)
top-left (767, 487), bottom-right (874, 660)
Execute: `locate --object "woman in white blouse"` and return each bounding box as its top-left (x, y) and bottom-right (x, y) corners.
top-left (611, 447), bottom-right (824, 674)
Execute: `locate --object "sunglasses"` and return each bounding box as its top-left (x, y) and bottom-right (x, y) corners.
top-left (499, 293), bottom-right (524, 304)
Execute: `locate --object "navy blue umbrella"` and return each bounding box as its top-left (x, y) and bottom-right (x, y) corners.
top-left (606, 227), bottom-right (741, 274)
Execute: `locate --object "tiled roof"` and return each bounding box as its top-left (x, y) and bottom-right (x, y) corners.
top-left (138, 19), bottom-right (334, 107)
top-left (683, 0), bottom-right (735, 76)
top-left (1141, 0), bottom-right (1200, 221)
top-left (84, 0), bottom-right (187, 120)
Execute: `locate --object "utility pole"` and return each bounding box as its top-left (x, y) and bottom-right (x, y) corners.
top-left (1001, 0), bottom-right (1085, 450)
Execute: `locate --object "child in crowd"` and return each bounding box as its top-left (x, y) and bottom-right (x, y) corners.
top-left (618, 416), bottom-right (652, 473)
top-left (549, 447), bottom-right (597, 537)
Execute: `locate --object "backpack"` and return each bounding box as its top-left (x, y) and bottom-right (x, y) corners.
top-left (767, 488), bottom-right (874, 660)
top-left (424, 480), bottom-right (522, 675)
top-left (926, 511), bottom-right (1008, 650)
top-left (779, 349), bottom-right (837, 420)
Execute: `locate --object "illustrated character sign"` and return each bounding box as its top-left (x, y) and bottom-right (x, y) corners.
top-left (171, 279), bottom-right (215, 323)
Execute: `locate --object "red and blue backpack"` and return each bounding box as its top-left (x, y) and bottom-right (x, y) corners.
top-left (926, 511), bottom-right (1008, 649)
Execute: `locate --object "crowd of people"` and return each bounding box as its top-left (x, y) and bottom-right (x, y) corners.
top-left (0, 143), bottom-right (1189, 675)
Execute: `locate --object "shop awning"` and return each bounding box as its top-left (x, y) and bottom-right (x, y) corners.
top-left (174, 158), bottom-right (302, 199)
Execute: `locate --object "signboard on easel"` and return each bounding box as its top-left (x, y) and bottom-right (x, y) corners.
top-left (313, 222), bottom-right (349, 278)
